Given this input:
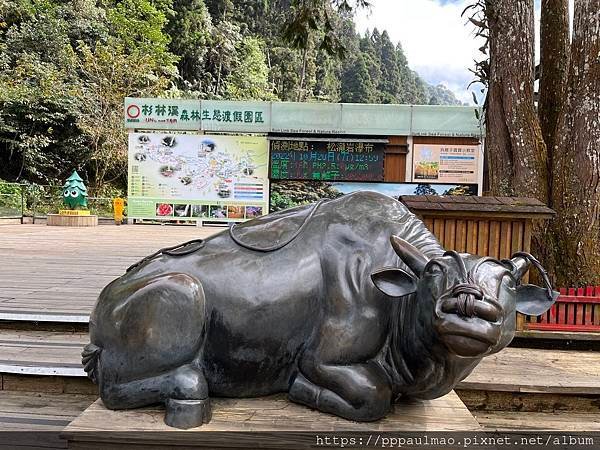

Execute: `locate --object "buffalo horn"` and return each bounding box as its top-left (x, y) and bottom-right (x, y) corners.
top-left (390, 235), bottom-right (430, 276)
top-left (507, 252), bottom-right (533, 280)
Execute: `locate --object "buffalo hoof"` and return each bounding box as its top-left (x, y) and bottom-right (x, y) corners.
top-left (164, 398), bottom-right (212, 429)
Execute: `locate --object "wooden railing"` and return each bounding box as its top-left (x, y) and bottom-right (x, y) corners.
top-left (519, 287), bottom-right (600, 332)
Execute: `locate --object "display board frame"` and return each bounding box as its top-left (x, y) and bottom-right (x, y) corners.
top-left (127, 132), bottom-right (269, 223)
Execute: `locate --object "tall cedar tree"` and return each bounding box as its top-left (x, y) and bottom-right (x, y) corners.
top-left (538, 0), bottom-right (569, 186)
top-left (550, 0), bottom-right (600, 286)
top-left (482, 0), bottom-right (600, 284)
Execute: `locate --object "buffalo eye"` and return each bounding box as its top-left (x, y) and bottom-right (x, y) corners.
top-left (426, 263), bottom-right (444, 276)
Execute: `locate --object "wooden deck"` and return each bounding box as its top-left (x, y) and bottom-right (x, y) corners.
top-left (473, 410), bottom-right (600, 431)
top-left (0, 391), bottom-right (96, 449)
top-left (62, 392), bottom-right (479, 449)
top-left (0, 329), bottom-right (87, 377)
top-left (1, 333), bottom-right (599, 396)
top-left (515, 329), bottom-right (600, 341)
top-left (0, 224), bottom-right (221, 322)
top-left (458, 347), bottom-right (600, 394)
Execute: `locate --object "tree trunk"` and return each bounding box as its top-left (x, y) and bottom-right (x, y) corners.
top-left (485, 0), bottom-right (552, 279)
top-left (538, 0), bottom-right (570, 206)
top-left (551, 0), bottom-right (600, 286)
top-left (485, 0), bottom-right (549, 203)
top-left (297, 46), bottom-right (308, 102)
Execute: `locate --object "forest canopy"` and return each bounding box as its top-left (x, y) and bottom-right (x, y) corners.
top-left (0, 0), bottom-right (463, 191)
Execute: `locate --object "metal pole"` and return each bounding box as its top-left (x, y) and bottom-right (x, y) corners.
top-left (20, 184), bottom-right (24, 224)
top-left (32, 186), bottom-right (36, 224)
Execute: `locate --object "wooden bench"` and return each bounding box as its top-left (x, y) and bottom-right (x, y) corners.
top-left (520, 287), bottom-right (600, 333)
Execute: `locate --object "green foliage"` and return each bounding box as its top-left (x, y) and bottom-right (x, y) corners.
top-left (0, 179), bottom-right (23, 216)
top-left (226, 37), bottom-right (274, 100)
top-left (0, 0), bottom-right (176, 189)
top-left (76, 38), bottom-right (171, 188)
top-left (340, 53), bottom-right (373, 103)
top-left (270, 180), bottom-right (344, 212)
top-left (0, 0), bottom-right (464, 193)
top-left (105, 0), bottom-right (176, 70)
top-left (166, 0), bottom-right (212, 89)
top-left (414, 184), bottom-right (438, 196)
top-left (428, 83), bottom-right (464, 106)
top-left (0, 51), bottom-right (86, 183)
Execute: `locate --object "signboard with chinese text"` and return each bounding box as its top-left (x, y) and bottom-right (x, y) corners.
top-left (124, 98), bottom-right (201, 130)
top-left (269, 139), bottom-right (385, 181)
top-left (201, 100), bottom-right (270, 133)
top-left (412, 144), bottom-right (480, 184)
top-left (128, 133), bottom-right (269, 222)
top-left (124, 98), bottom-right (483, 137)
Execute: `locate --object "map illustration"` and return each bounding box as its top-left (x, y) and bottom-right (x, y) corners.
top-left (127, 133), bottom-right (269, 222)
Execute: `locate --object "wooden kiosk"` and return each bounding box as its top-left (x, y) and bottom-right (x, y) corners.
top-left (399, 195), bottom-right (556, 332)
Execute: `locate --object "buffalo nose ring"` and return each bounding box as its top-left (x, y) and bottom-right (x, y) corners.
top-left (451, 283), bottom-right (484, 318)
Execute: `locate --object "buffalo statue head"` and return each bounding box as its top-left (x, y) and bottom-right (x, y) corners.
top-left (372, 236), bottom-right (558, 358)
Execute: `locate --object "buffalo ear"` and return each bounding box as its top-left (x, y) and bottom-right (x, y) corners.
top-left (515, 284), bottom-right (560, 315)
top-left (371, 267), bottom-right (417, 298)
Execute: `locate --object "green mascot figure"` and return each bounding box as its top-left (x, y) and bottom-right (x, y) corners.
top-left (62, 170), bottom-right (88, 210)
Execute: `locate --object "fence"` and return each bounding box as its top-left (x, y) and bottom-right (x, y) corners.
top-left (519, 287), bottom-right (600, 333)
top-left (0, 181), bottom-right (115, 221)
top-left (0, 182), bottom-right (25, 221)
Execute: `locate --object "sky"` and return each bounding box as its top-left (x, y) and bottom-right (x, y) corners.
top-left (354, 0), bottom-right (574, 105)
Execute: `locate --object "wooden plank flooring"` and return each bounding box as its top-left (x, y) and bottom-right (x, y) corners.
top-left (473, 410), bottom-right (600, 431)
top-left (458, 347), bottom-right (600, 394)
top-left (0, 391), bottom-right (96, 449)
top-left (0, 224), bottom-right (222, 322)
top-left (1, 334), bottom-right (599, 397)
top-left (516, 329), bottom-right (600, 341)
top-left (0, 330), bottom-right (87, 376)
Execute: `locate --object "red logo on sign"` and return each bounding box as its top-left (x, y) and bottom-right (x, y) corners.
top-left (127, 104), bottom-right (141, 119)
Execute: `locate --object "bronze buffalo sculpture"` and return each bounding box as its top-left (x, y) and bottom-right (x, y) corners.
top-left (82, 191), bottom-right (557, 429)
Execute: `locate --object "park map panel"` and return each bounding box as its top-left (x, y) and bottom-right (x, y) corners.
top-left (127, 133), bottom-right (269, 222)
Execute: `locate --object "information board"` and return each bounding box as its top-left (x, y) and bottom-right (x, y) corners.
top-left (412, 143), bottom-right (480, 184)
top-left (128, 133), bottom-right (269, 222)
top-left (269, 139), bottom-right (385, 182)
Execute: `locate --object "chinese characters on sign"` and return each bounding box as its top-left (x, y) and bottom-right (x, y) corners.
top-left (269, 140), bottom-right (385, 182)
top-left (200, 100), bottom-right (271, 132)
top-left (412, 144), bottom-right (480, 184)
top-left (124, 98), bottom-right (482, 138)
top-left (201, 109), bottom-right (265, 124)
top-left (125, 99), bottom-right (202, 131)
